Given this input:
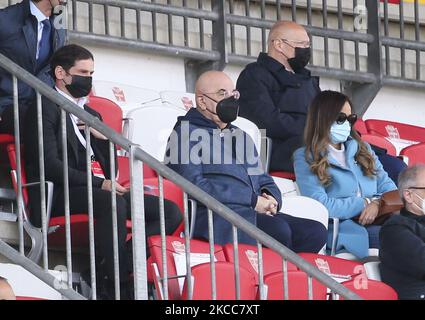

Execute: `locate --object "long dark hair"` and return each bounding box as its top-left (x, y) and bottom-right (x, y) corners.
top-left (304, 90), bottom-right (376, 186)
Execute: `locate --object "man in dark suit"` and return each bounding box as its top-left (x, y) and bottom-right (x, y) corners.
top-left (0, 0), bottom-right (66, 134)
top-left (237, 21), bottom-right (318, 173)
top-left (24, 44), bottom-right (182, 299)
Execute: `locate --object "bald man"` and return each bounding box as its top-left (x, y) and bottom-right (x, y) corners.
top-left (236, 21), bottom-right (319, 173)
top-left (165, 71), bottom-right (327, 252)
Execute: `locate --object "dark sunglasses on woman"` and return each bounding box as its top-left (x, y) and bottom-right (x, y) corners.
top-left (336, 112), bottom-right (358, 126)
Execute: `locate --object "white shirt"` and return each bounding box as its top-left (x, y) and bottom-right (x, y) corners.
top-left (328, 143), bottom-right (347, 169)
top-left (328, 143), bottom-right (362, 197)
top-left (55, 87), bottom-right (94, 157)
top-left (30, 1), bottom-right (49, 60)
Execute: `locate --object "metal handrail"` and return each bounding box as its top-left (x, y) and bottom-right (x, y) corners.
top-left (0, 51), bottom-right (362, 300)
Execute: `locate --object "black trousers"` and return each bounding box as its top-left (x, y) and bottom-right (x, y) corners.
top-left (52, 188), bottom-right (182, 281)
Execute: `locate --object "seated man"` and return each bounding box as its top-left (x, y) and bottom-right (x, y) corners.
top-left (24, 44), bottom-right (182, 299)
top-left (380, 164), bottom-right (425, 300)
top-left (165, 70), bottom-right (326, 253)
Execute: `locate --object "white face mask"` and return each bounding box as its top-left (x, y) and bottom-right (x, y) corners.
top-left (412, 192), bottom-right (425, 215)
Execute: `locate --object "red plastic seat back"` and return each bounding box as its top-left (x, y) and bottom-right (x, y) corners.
top-left (262, 271), bottom-right (328, 300)
top-left (365, 119), bottom-right (425, 143)
top-left (182, 261), bottom-right (257, 300)
top-left (223, 244), bottom-right (298, 283)
top-left (361, 134), bottom-right (397, 156)
top-left (116, 156), bottom-right (157, 188)
top-left (298, 253), bottom-right (366, 279)
top-left (400, 142), bottom-right (425, 166)
top-left (148, 235), bottom-right (226, 300)
top-left (340, 277), bottom-right (398, 300)
top-left (87, 96), bottom-right (123, 134)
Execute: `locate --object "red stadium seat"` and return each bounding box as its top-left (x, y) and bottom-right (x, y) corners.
top-left (360, 134), bottom-right (397, 156)
top-left (269, 171), bottom-right (296, 181)
top-left (339, 277), bottom-right (398, 300)
top-left (354, 118), bottom-right (368, 135)
top-left (182, 261), bottom-right (257, 300)
top-left (261, 271), bottom-right (328, 300)
top-left (0, 134), bottom-right (14, 145)
top-left (223, 244), bottom-right (298, 283)
top-left (365, 119), bottom-right (425, 143)
top-left (148, 235), bottom-right (226, 300)
top-left (87, 96), bottom-right (158, 185)
top-left (298, 253), bottom-right (366, 280)
top-left (399, 142), bottom-right (425, 166)
top-left (87, 96), bottom-right (124, 134)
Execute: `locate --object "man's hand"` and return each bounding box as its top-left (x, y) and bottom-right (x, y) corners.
top-left (358, 201), bottom-right (379, 225)
top-left (255, 193), bottom-right (278, 216)
top-left (101, 179), bottom-right (129, 196)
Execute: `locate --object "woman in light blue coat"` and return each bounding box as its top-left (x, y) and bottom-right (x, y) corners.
top-left (293, 91), bottom-right (397, 259)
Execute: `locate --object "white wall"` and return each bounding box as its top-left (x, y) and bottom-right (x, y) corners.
top-left (364, 86), bottom-right (425, 127)
top-left (85, 45), bottom-right (187, 92)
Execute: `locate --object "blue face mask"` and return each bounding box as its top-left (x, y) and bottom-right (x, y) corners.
top-left (330, 120), bottom-right (351, 144)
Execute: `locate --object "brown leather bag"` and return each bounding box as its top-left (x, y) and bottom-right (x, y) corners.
top-left (373, 190), bottom-right (403, 225)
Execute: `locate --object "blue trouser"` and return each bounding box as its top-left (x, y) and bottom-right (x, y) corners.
top-left (377, 153), bottom-right (407, 186)
top-left (256, 213), bottom-right (327, 253)
top-left (365, 224), bottom-right (381, 249)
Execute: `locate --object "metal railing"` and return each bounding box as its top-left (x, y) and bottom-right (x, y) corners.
top-left (0, 51), bottom-right (361, 300)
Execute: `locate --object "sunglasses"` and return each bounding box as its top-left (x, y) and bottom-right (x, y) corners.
top-left (336, 113), bottom-right (358, 126)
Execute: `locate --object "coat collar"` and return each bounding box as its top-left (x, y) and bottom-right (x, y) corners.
top-left (400, 207), bottom-right (425, 223)
top-left (256, 52), bottom-right (312, 88)
top-left (326, 138), bottom-right (359, 169)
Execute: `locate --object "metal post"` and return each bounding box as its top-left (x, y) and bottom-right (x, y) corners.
top-left (129, 145), bottom-right (148, 300)
top-left (109, 142), bottom-right (120, 300)
top-left (183, 192), bottom-right (192, 300)
top-left (257, 242), bottom-right (265, 300)
top-left (12, 76), bottom-right (24, 256)
top-left (60, 109), bottom-right (73, 289)
top-left (158, 175), bottom-right (168, 300)
top-left (85, 125), bottom-right (97, 300)
top-left (232, 226), bottom-right (240, 300)
top-left (36, 92), bottom-right (48, 270)
top-left (207, 208), bottom-right (216, 300)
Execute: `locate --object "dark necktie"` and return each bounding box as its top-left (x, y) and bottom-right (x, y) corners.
top-left (36, 19), bottom-right (52, 71)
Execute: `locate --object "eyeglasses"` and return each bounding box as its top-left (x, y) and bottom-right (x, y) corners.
top-left (336, 112), bottom-right (358, 126)
top-left (408, 187), bottom-right (425, 190)
top-left (202, 89), bottom-right (240, 101)
top-left (278, 39), bottom-right (311, 48)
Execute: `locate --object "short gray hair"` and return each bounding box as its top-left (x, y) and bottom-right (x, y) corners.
top-left (398, 164), bottom-right (425, 200)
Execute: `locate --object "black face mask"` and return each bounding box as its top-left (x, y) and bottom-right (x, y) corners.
top-left (287, 47), bottom-right (311, 73)
top-left (205, 96), bottom-right (239, 124)
top-left (64, 74), bottom-right (92, 98)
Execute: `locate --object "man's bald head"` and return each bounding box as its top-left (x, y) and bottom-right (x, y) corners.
top-left (195, 71), bottom-right (233, 97)
top-left (268, 21), bottom-right (308, 47)
top-left (195, 71), bottom-right (235, 129)
top-left (267, 21), bottom-right (310, 71)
